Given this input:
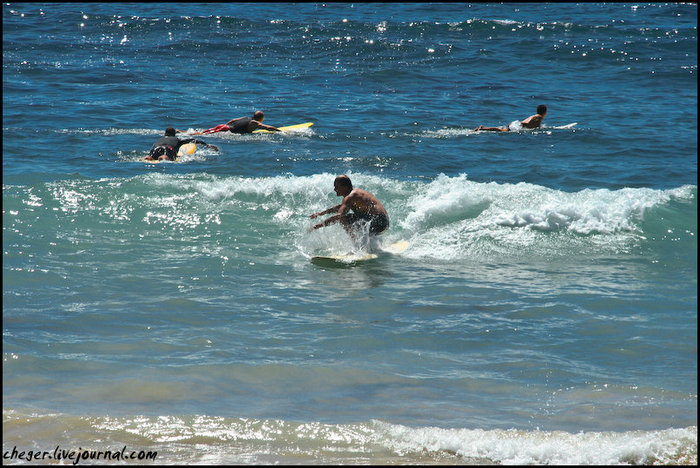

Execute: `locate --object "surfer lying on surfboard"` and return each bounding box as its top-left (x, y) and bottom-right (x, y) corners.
top-left (190, 111), bottom-right (281, 135)
top-left (145, 127), bottom-right (219, 161)
top-left (309, 175), bottom-right (389, 241)
top-left (474, 104), bottom-right (547, 132)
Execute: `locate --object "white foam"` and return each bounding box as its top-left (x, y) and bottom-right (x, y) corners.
top-left (6, 410), bottom-right (696, 465)
top-left (377, 422), bottom-right (697, 465)
top-left (135, 172), bottom-right (695, 262)
top-left (389, 176), bottom-right (695, 261)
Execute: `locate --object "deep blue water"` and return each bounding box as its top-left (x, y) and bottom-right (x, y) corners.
top-left (3, 3), bottom-right (697, 464)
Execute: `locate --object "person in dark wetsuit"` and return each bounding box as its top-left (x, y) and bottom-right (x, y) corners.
top-left (309, 175), bottom-right (390, 240)
top-left (196, 111), bottom-right (281, 135)
top-left (145, 127), bottom-right (219, 161)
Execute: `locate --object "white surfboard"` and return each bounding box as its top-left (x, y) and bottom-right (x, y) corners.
top-left (310, 251), bottom-right (378, 266)
top-left (552, 122), bottom-right (577, 129)
top-left (383, 240), bottom-right (409, 254)
top-left (310, 241), bottom-right (408, 266)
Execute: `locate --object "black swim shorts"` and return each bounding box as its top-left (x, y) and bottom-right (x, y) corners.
top-left (149, 145), bottom-right (176, 160)
top-left (346, 212), bottom-right (389, 235)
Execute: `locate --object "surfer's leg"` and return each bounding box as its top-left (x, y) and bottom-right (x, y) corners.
top-left (201, 124), bottom-right (230, 134)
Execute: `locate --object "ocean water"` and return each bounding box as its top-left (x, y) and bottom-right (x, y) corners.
top-left (2, 2), bottom-right (697, 465)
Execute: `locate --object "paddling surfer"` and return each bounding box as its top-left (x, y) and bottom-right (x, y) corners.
top-left (193, 111), bottom-right (281, 135)
top-left (309, 175), bottom-right (389, 239)
top-left (474, 104), bottom-right (547, 132)
top-left (145, 127), bottom-right (219, 161)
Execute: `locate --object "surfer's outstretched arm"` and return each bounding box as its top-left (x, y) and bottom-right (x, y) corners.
top-left (310, 204), bottom-right (341, 219)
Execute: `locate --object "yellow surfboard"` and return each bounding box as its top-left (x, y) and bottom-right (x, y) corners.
top-left (177, 142), bottom-right (196, 158)
top-left (253, 122), bottom-right (314, 134)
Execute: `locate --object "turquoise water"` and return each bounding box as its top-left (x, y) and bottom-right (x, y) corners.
top-left (3, 3), bottom-right (697, 464)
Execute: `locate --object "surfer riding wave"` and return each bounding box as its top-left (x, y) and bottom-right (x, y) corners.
top-left (309, 175), bottom-right (389, 241)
